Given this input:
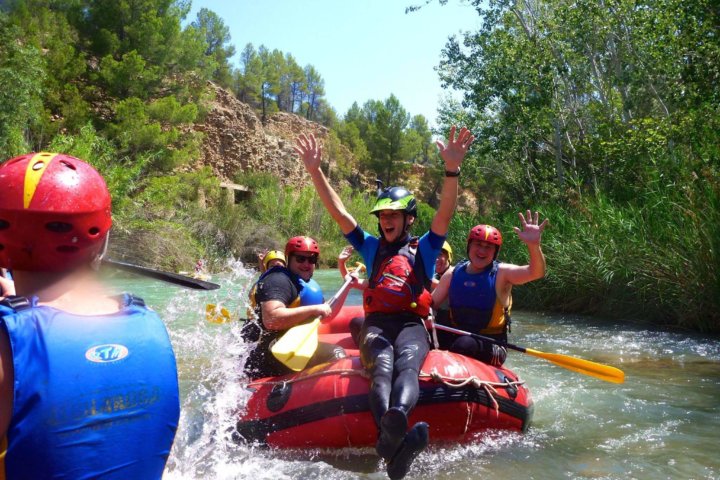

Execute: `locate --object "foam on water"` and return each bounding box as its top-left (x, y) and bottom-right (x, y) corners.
top-left (101, 266), bottom-right (720, 480)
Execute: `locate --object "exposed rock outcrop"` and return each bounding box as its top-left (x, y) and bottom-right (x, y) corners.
top-left (192, 82), bottom-right (473, 210)
top-left (194, 83), bottom-right (362, 190)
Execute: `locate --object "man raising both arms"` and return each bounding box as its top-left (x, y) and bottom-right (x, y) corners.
top-left (295, 126), bottom-right (474, 480)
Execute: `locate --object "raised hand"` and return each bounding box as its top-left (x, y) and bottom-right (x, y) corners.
top-left (338, 246), bottom-right (354, 263)
top-left (436, 125), bottom-right (475, 172)
top-left (294, 133), bottom-right (323, 172)
top-left (512, 210), bottom-right (549, 246)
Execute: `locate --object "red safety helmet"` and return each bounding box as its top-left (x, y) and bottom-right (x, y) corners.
top-left (467, 224), bottom-right (503, 258)
top-left (0, 152), bottom-right (112, 272)
top-left (284, 236), bottom-right (320, 258)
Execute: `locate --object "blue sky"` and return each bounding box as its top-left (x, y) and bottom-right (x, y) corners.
top-left (188, 1), bottom-right (481, 127)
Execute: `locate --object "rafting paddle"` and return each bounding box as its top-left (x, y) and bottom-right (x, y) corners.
top-left (432, 323), bottom-right (625, 384)
top-left (103, 259), bottom-right (221, 290)
top-left (271, 265), bottom-right (365, 372)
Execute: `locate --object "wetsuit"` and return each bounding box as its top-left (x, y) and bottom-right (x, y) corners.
top-left (0, 294), bottom-right (179, 480)
top-left (345, 225), bottom-right (442, 427)
top-left (243, 267), bottom-right (345, 379)
top-left (438, 260), bottom-right (509, 366)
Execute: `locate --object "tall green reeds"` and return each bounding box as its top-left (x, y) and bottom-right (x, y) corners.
top-left (495, 178), bottom-right (720, 332)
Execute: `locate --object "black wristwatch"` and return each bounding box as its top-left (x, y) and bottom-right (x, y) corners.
top-left (445, 167), bottom-right (461, 177)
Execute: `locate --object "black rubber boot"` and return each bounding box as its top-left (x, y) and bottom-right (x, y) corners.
top-left (375, 407), bottom-right (408, 460)
top-left (386, 422), bottom-right (430, 480)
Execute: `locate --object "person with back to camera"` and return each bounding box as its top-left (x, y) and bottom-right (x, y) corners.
top-left (243, 236), bottom-right (349, 379)
top-left (295, 126), bottom-right (474, 480)
top-left (0, 152), bottom-right (180, 479)
top-left (431, 213), bottom-right (548, 366)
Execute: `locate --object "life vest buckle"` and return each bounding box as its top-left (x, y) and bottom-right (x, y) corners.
top-left (0, 295), bottom-right (31, 312)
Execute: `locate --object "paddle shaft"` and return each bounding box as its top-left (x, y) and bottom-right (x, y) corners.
top-left (327, 274), bottom-right (355, 310)
top-left (432, 323), bottom-right (625, 384)
top-left (103, 259), bottom-right (221, 290)
top-left (432, 323), bottom-right (527, 353)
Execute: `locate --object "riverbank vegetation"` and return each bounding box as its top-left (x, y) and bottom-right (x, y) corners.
top-left (1, 0), bottom-right (717, 331)
top-left (425, 0), bottom-right (719, 332)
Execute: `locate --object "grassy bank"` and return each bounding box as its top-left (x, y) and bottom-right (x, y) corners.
top-left (103, 164), bottom-right (718, 333)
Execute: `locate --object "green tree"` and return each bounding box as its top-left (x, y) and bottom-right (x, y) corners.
top-left (190, 8), bottom-right (236, 87)
top-left (235, 43), bottom-right (262, 106)
top-left (365, 95), bottom-right (411, 184)
top-left (99, 50), bottom-right (161, 98)
top-left (278, 53), bottom-right (305, 113)
top-left (436, 0), bottom-right (720, 204)
top-left (0, 15), bottom-right (45, 155)
top-left (303, 64), bottom-right (325, 121)
top-left (258, 45), bottom-right (281, 123)
top-left (409, 114), bottom-right (433, 164)
top-left (82, 0), bottom-right (186, 67)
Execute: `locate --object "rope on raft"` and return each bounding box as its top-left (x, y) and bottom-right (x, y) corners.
top-left (248, 367), bottom-right (524, 417)
top-left (246, 368), bottom-right (368, 387)
top-left (420, 369), bottom-right (526, 415)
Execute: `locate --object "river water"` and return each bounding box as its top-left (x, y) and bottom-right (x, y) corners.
top-left (106, 264), bottom-right (720, 480)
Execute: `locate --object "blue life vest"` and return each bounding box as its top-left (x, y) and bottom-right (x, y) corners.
top-left (249, 266), bottom-right (324, 313)
top-left (447, 260), bottom-right (510, 336)
top-left (296, 277), bottom-right (324, 306)
top-left (243, 268), bottom-right (325, 378)
top-left (0, 295), bottom-right (180, 480)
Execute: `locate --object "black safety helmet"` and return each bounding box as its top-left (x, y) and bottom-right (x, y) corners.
top-left (371, 183), bottom-right (417, 218)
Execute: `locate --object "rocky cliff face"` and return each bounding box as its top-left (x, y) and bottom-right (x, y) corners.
top-left (192, 82), bottom-right (474, 210)
top-left (193, 83), bottom-right (357, 189)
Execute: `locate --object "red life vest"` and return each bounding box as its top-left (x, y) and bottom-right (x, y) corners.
top-left (363, 237), bottom-right (433, 317)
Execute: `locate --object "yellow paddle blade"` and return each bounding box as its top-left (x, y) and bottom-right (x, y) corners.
top-left (205, 304), bottom-right (231, 324)
top-left (352, 263), bottom-right (367, 274)
top-left (525, 348), bottom-right (625, 384)
top-left (271, 318), bottom-right (320, 372)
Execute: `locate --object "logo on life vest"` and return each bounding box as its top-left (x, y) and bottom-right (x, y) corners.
top-left (85, 344), bottom-right (129, 363)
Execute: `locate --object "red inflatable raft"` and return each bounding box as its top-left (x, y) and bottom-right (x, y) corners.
top-left (236, 306), bottom-right (533, 448)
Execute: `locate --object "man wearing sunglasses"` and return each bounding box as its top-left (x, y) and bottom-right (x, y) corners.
top-left (244, 235), bottom-right (346, 379)
top-left (295, 125), bottom-right (474, 480)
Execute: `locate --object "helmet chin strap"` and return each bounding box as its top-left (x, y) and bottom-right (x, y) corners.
top-left (91, 233), bottom-right (110, 271)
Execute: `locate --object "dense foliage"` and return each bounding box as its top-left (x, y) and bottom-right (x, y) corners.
top-left (1, 0), bottom-right (717, 331)
top-left (428, 0), bottom-right (719, 331)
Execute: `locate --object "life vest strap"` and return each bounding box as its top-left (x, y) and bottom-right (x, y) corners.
top-left (0, 295), bottom-right (31, 312)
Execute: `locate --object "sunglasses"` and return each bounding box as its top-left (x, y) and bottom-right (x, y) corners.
top-left (293, 254), bottom-right (318, 265)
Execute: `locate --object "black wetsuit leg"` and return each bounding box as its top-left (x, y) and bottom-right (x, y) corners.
top-left (349, 316), bottom-right (364, 347)
top-left (449, 335), bottom-right (507, 366)
top-left (359, 316), bottom-right (397, 427)
top-left (307, 341), bottom-right (347, 368)
top-left (391, 320), bottom-right (430, 414)
top-left (360, 314), bottom-right (430, 426)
